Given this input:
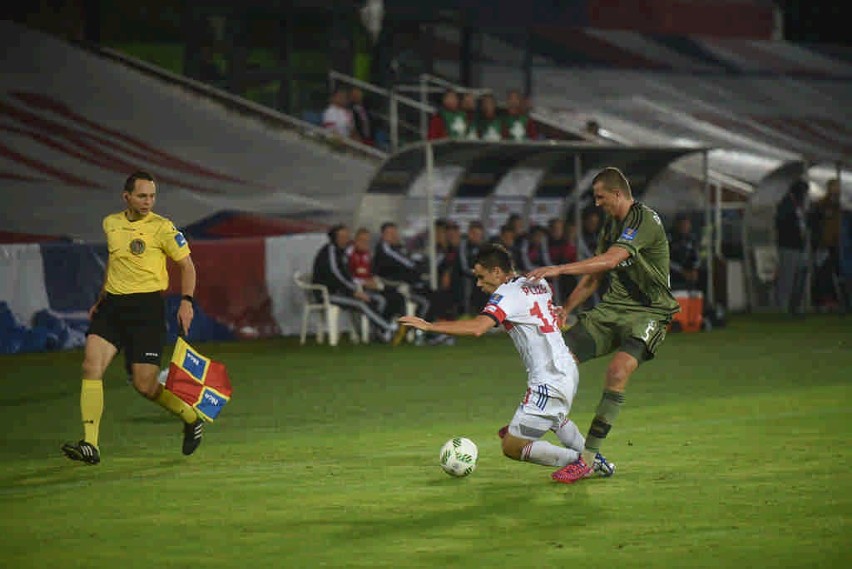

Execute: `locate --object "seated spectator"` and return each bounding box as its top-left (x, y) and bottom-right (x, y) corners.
top-left (346, 227), bottom-right (406, 317)
top-left (322, 87), bottom-right (355, 139)
top-left (579, 207), bottom-right (604, 309)
top-left (477, 94), bottom-right (503, 141)
top-left (349, 86), bottom-right (373, 145)
top-left (442, 221), bottom-right (464, 316)
top-left (311, 224), bottom-right (400, 343)
top-left (502, 90), bottom-right (539, 141)
top-left (427, 88), bottom-right (469, 140)
top-left (547, 217), bottom-right (578, 304)
top-left (460, 92), bottom-right (479, 140)
top-left (373, 221), bottom-right (431, 315)
top-left (517, 224), bottom-right (552, 273)
top-left (456, 220), bottom-right (489, 314)
top-left (491, 223), bottom-right (522, 270)
top-left (506, 212), bottom-right (526, 241)
top-left (669, 214), bottom-right (705, 293)
top-left (373, 221), bottom-right (456, 344)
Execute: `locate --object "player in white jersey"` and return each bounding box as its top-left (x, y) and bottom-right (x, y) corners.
top-left (399, 243), bottom-right (614, 480)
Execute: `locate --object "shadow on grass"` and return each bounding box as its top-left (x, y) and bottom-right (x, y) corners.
top-left (0, 455), bottom-right (191, 496)
top-left (0, 390), bottom-right (75, 407)
top-left (317, 476), bottom-right (596, 544)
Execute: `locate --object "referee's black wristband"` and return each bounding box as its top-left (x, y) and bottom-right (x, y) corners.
top-left (181, 294), bottom-right (195, 305)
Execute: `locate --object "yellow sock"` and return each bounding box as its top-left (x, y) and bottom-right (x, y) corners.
top-left (80, 379), bottom-right (103, 448)
top-left (155, 388), bottom-right (199, 424)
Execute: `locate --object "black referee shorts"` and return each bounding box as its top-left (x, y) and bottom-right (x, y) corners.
top-left (87, 292), bottom-right (166, 367)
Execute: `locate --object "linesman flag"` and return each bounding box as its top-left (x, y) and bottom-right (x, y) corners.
top-left (165, 337), bottom-right (233, 422)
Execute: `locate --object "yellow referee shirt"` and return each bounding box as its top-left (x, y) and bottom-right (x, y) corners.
top-left (102, 211), bottom-right (191, 295)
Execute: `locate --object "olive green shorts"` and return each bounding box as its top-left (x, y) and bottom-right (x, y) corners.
top-left (564, 304), bottom-right (671, 364)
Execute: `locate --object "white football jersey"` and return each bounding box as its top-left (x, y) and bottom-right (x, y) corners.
top-left (481, 276), bottom-right (578, 397)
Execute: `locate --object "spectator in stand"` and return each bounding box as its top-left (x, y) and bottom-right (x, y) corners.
top-left (349, 86), bottom-right (373, 145)
top-left (322, 87), bottom-right (355, 139)
top-left (548, 217), bottom-right (578, 305)
top-left (477, 93), bottom-right (503, 141)
top-left (460, 92), bottom-right (479, 140)
top-left (775, 179), bottom-right (809, 317)
top-left (427, 88), bottom-right (469, 140)
top-left (503, 90), bottom-right (539, 142)
top-left (346, 227), bottom-right (406, 318)
top-left (457, 220), bottom-right (489, 314)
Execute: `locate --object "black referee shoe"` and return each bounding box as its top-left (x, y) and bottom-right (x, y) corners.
top-left (182, 419), bottom-right (204, 456)
top-left (61, 440), bottom-right (100, 465)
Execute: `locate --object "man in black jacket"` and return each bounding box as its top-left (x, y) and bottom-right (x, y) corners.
top-left (312, 224), bottom-right (400, 342)
top-left (775, 179), bottom-right (809, 316)
top-left (373, 221), bottom-right (457, 344)
top-left (373, 222), bottom-right (432, 316)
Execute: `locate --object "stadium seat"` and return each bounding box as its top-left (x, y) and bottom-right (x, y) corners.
top-left (293, 271), bottom-right (368, 347)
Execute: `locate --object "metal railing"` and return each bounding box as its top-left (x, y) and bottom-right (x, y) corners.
top-left (328, 70), bottom-right (600, 152)
top-left (328, 70), bottom-right (435, 153)
top-left (95, 46), bottom-right (386, 163)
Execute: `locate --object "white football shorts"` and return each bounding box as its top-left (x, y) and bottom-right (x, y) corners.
top-left (507, 382), bottom-right (576, 440)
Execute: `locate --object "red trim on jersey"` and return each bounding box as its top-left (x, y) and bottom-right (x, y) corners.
top-left (481, 302), bottom-right (506, 323)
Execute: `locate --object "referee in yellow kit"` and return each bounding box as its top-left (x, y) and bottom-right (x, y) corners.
top-left (62, 171), bottom-right (204, 465)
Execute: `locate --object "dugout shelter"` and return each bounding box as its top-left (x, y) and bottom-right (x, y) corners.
top-left (355, 140), bottom-right (716, 305)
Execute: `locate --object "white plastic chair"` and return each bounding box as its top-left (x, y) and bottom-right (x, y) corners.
top-left (293, 271), bottom-right (368, 346)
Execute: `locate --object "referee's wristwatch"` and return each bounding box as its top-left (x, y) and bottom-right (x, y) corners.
top-left (181, 294), bottom-right (194, 305)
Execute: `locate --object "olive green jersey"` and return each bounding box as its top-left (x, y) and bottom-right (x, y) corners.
top-left (596, 202), bottom-right (679, 317)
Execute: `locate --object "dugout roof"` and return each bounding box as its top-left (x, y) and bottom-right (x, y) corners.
top-left (365, 140), bottom-right (707, 199)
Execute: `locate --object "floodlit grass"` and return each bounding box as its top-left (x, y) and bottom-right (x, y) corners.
top-left (0, 314), bottom-right (850, 568)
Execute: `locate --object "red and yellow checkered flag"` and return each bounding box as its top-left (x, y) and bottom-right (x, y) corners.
top-left (165, 337), bottom-right (232, 422)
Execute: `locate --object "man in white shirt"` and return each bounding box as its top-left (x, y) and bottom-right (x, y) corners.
top-left (322, 88), bottom-right (354, 139)
top-left (399, 243), bottom-right (614, 482)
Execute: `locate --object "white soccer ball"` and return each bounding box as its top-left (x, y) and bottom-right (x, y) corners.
top-left (439, 437), bottom-right (478, 477)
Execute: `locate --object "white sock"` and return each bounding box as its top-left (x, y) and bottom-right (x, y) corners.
top-left (553, 418), bottom-right (585, 452)
top-left (520, 441), bottom-right (579, 467)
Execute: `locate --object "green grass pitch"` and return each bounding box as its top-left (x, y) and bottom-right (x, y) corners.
top-left (0, 314), bottom-right (849, 568)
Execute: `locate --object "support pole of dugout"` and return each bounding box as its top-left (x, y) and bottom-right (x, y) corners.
top-left (574, 153), bottom-right (584, 259)
top-left (704, 149), bottom-right (715, 309)
top-left (425, 142), bottom-right (438, 290)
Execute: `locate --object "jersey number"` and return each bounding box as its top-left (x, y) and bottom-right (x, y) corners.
top-left (530, 301), bottom-right (557, 333)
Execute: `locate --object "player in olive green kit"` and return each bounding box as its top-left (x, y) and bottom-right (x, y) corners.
top-left (528, 167), bottom-right (679, 483)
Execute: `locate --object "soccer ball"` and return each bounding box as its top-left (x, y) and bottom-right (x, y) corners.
top-left (439, 437), bottom-right (478, 477)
